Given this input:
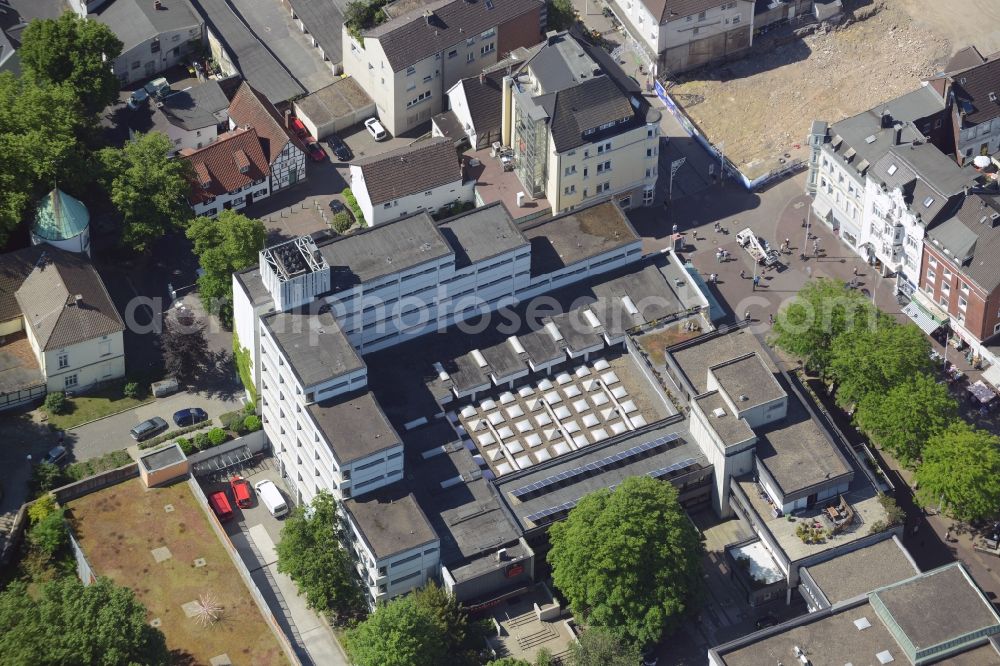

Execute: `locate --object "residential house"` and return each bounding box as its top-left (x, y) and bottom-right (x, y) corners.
top-left (858, 140), bottom-right (973, 295)
top-left (350, 137), bottom-right (472, 226)
top-left (501, 31), bottom-right (661, 213)
top-left (437, 67), bottom-right (507, 150)
top-left (342, 0), bottom-right (545, 136)
top-left (0, 246), bottom-right (125, 393)
top-left (608, 0), bottom-right (754, 75)
top-left (940, 53), bottom-right (1000, 165)
top-left (84, 0), bottom-right (204, 86)
top-left (227, 82), bottom-right (307, 195)
top-left (179, 127), bottom-right (271, 217)
top-left (343, 490), bottom-right (440, 608)
top-left (129, 79), bottom-right (231, 155)
top-left (920, 192), bottom-right (1000, 360)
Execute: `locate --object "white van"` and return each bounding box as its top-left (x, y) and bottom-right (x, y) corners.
top-left (254, 479), bottom-right (289, 518)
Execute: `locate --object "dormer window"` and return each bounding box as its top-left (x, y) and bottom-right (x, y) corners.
top-left (923, 196), bottom-right (934, 208)
top-left (234, 149), bottom-right (250, 174)
top-left (887, 164), bottom-right (898, 176)
top-left (194, 162), bottom-right (211, 189)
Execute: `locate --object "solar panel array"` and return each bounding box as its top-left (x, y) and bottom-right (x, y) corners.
top-left (525, 500), bottom-right (578, 526)
top-left (510, 433), bottom-right (680, 501)
top-left (648, 458), bottom-right (698, 480)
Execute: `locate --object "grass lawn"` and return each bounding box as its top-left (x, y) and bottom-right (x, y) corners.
top-left (45, 385), bottom-right (151, 430)
top-left (66, 478), bottom-right (290, 665)
top-left (635, 324), bottom-right (704, 367)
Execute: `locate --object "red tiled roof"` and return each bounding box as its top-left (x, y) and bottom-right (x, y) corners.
top-left (180, 128), bottom-right (269, 204)
top-left (228, 82), bottom-right (306, 164)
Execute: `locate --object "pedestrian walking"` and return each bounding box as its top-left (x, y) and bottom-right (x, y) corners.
top-left (853, 266), bottom-right (859, 277)
top-left (709, 273), bottom-right (717, 284)
top-left (784, 238), bottom-right (790, 252)
top-left (753, 275), bottom-right (761, 291)
top-left (714, 222), bottom-right (721, 233)
top-left (768, 313), bottom-right (774, 325)
top-left (722, 249), bottom-right (729, 261)
top-left (716, 249), bottom-right (723, 263)
top-left (744, 310), bottom-right (751, 323)
top-left (672, 223), bottom-right (678, 234)
top-left (740, 269), bottom-right (746, 280)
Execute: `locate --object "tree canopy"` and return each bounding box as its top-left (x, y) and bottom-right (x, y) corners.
top-left (771, 279), bottom-right (876, 374)
top-left (548, 476), bottom-right (703, 647)
top-left (186, 209), bottom-right (266, 327)
top-left (854, 373), bottom-right (958, 468)
top-left (344, 593), bottom-right (449, 666)
top-left (827, 317), bottom-right (933, 408)
top-left (276, 491), bottom-right (363, 619)
top-left (569, 627), bottom-right (642, 666)
top-left (0, 577), bottom-right (168, 666)
top-left (18, 12), bottom-right (123, 115)
top-left (100, 132), bottom-right (192, 253)
top-left (0, 72), bottom-right (96, 245)
top-left (160, 311), bottom-right (211, 383)
top-left (915, 422), bottom-right (1000, 523)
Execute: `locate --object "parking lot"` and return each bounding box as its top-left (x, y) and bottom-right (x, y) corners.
top-left (198, 457), bottom-right (348, 666)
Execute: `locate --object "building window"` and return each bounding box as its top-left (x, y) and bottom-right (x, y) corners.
top-left (406, 66), bottom-right (416, 76)
top-left (643, 187), bottom-right (654, 205)
top-left (58, 353), bottom-right (69, 369)
top-left (698, 10), bottom-right (706, 20)
top-left (564, 165), bottom-right (576, 176)
top-left (941, 281), bottom-right (950, 295)
top-left (480, 42), bottom-right (495, 55)
top-left (481, 27), bottom-right (496, 39)
top-left (564, 185), bottom-right (576, 195)
top-left (467, 52), bottom-right (475, 63)
top-left (732, 14), bottom-right (740, 24)
top-left (423, 75), bottom-right (432, 83)
top-left (926, 269), bottom-right (935, 283)
top-left (958, 295), bottom-right (967, 311)
top-left (131, 61), bottom-right (140, 69)
top-left (64, 374), bottom-right (78, 389)
top-left (448, 49), bottom-right (457, 58)
top-left (995, 322), bottom-right (1000, 334)
top-left (692, 26), bottom-right (700, 35)
top-left (151, 39), bottom-right (160, 54)
top-left (597, 182), bottom-right (610, 193)
top-left (597, 160), bottom-right (611, 173)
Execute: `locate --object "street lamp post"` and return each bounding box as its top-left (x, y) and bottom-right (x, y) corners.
top-left (669, 157), bottom-right (686, 203)
top-left (801, 203), bottom-right (812, 262)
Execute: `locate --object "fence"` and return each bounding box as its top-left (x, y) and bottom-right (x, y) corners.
top-left (653, 79), bottom-right (807, 192)
top-left (185, 477), bottom-right (303, 666)
top-left (53, 463), bottom-right (139, 504)
top-left (0, 383), bottom-right (46, 412)
top-left (68, 528), bottom-right (97, 585)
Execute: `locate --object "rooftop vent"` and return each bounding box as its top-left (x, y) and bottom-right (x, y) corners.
top-left (865, 135), bottom-right (877, 144)
top-left (853, 617), bottom-right (872, 630)
top-left (876, 650), bottom-right (894, 664)
top-left (739, 394), bottom-right (749, 401)
top-left (712, 407), bottom-right (726, 418)
top-left (495, 547), bottom-right (508, 562)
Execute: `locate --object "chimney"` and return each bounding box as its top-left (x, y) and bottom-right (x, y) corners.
top-left (423, 9), bottom-right (434, 25)
top-left (479, 72), bottom-right (485, 85)
top-left (880, 108), bottom-right (893, 128)
top-left (495, 548), bottom-right (507, 562)
top-left (73, 294), bottom-right (83, 306)
top-left (893, 122), bottom-right (903, 145)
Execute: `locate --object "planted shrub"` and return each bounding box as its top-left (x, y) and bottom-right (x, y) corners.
top-left (123, 381), bottom-right (141, 399)
top-left (176, 437), bottom-right (195, 455)
top-left (44, 392), bottom-right (67, 415)
top-left (207, 428), bottom-right (228, 447)
top-left (243, 415), bottom-right (262, 433)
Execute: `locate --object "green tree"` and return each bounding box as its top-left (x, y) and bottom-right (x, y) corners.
top-left (547, 0), bottom-right (576, 31)
top-left (569, 627), bottom-right (641, 666)
top-left (410, 582), bottom-right (488, 666)
top-left (771, 279), bottom-right (876, 374)
top-left (548, 476), bottom-right (703, 647)
top-left (276, 491), bottom-right (362, 619)
top-left (28, 507), bottom-right (67, 559)
top-left (915, 422), bottom-right (1000, 523)
top-left (854, 373), bottom-right (958, 468)
top-left (827, 318), bottom-right (932, 408)
top-left (0, 73), bottom-right (96, 244)
top-left (100, 132), bottom-right (192, 253)
top-left (18, 13), bottom-right (123, 115)
top-left (344, 594), bottom-right (448, 666)
top-left (29, 462), bottom-right (68, 499)
top-left (186, 209), bottom-right (266, 327)
top-left (0, 577), bottom-right (168, 666)
top-left (486, 659), bottom-right (532, 666)
top-left (160, 311), bottom-right (210, 383)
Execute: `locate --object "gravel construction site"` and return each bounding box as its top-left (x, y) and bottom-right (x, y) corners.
top-left (666, 0), bottom-right (993, 180)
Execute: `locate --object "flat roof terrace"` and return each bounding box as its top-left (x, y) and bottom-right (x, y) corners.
top-left (801, 537), bottom-right (919, 606)
top-left (66, 478), bottom-right (290, 664)
top-left (735, 476), bottom-right (888, 564)
top-left (262, 310), bottom-right (364, 389)
top-left (307, 391), bottom-right (401, 465)
top-left (522, 201), bottom-right (640, 277)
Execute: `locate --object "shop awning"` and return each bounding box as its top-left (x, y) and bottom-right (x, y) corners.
top-left (903, 302), bottom-right (942, 335)
top-left (812, 198), bottom-right (832, 222)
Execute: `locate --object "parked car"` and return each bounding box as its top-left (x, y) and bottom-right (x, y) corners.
top-left (209, 491), bottom-right (233, 521)
top-left (143, 77), bottom-right (170, 100)
top-left (364, 117), bottom-right (388, 141)
top-left (329, 199), bottom-right (345, 214)
top-left (290, 117), bottom-right (309, 139)
top-left (129, 416), bottom-right (168, 441)
top-left (42, 445), bottom-right (68, 467)
top-left (127, 88), bottom-right (149, 109)
top-left (172, 407), bottom-right (208, 428)
top-left (325, 133), bottom-right (353, 161)
top-left (305, 139), bottom-right (326, 162)
top-left (230, 476), bottom-right (253, 508)
top-left (254, 479), bottom-right (289, 518)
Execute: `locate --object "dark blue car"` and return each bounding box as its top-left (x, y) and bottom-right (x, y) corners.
top-left (172, 407), bottom-right (208, 428)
